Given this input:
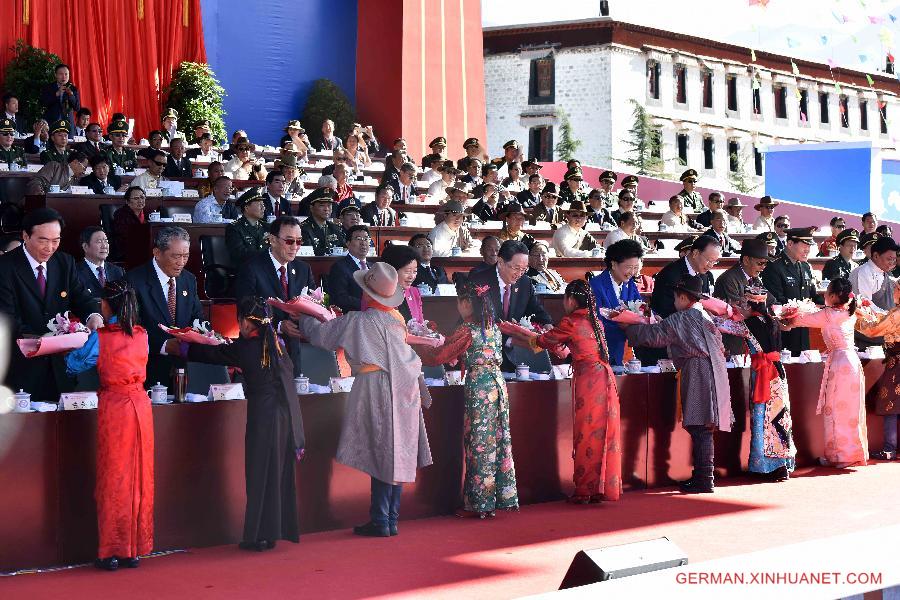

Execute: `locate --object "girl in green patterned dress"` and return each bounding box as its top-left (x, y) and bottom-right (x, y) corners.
top-left (419, 277), bottom-right (519, 518)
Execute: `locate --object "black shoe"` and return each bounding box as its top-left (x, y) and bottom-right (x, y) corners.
top-left (871, 450), bottom-right (896, 461)
top-left (679, 478), bottom-right (714, 494)
top-left (265, 540), bottom-right (277, 550)
top-left (770, 466), bottom-right (790, 482)
top-left (389, 523), bottom-right (398, 536)
top-left (238, 540), bottom-right (267, 552)
top-left (94, 557), bottom-right (118, 571)
top-left (124, 557), bottom-right (140, 568)
top-left (353, 521), bottom-right (390, 537)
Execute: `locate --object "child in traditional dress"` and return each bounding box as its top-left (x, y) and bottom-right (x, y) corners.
top-left (617, 274), bottom-right (734, 494)
top-left (418, 277), bottom-right (519, 518)
top-left (511, 279), bottom-right (622, 503)
top-left (783, 278), bottom-right (868, 468)
top-left (66, 281), bottom-right (153, 571)
top-left (166, 297), bottom-right (305, 551)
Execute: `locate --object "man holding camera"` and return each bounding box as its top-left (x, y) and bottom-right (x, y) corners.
top-left (40, 64), bottom-right (80, 127)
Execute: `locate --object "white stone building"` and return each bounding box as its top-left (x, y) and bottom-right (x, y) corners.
top-left (483, 18), bottom-right (899, 192)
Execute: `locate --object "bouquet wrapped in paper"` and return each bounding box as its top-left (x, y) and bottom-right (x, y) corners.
top-left (499, 316), bottom-right (569, 359)
top-left (772, 298), bottom-right (818, 321)
top-left (855, 297), bottom-right (887, 327)
top-left (160, 319), bottom-right (229, 345)
top-left (599, 300), bottom-right (657, 325)
top-left (17, 312), bottom-right (90, 358)
top-left (267, 286), bottom-right (337, 322)
top-left (405, 319), bottom-right (445, 347)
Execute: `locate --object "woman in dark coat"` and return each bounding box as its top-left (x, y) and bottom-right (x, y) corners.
top-left (167, 297), bottom-right (305, 551)
top-left (110, 186), bottom-right (147, 261)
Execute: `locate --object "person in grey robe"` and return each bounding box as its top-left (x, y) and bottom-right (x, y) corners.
top-left (619, 275), bottom-right (733, 494)
top-left (292, 262), bottom-right (432, 537)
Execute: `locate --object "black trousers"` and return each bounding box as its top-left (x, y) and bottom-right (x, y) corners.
top-left (685, 425), bottom-right (714, 481)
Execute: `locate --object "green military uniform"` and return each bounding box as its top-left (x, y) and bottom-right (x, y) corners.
top-left (678, 189), bottom-right (705, 212)
top-left (300, 217), bottom-right (346, 256)
top-left (0, 119), bottom-right (26, 167)
top-left (162, 129), bottom-right (186, 143)
top-left (225, 216), bottom-right (269, 263)
top-left (760, 227), bottom-right (820, 356)
top-left (40, 145), bottom-right (69, 165)
top-left (103, 147), bottom-right (138, 172)
top-left (821, 255), bottom-right (856, 281)
top-left (596, 189), bottom-right (617, 209)
top-left (559, 185), bottom-right (588, 207)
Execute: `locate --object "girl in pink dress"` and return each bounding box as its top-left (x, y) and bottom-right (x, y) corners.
top-left (784, 278), bottom-right (868, 468)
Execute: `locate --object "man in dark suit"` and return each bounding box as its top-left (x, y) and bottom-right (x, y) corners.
top-left (326, 225), bottom-right (371, 313)
top-left (516, 174), bottom-right (543, 208)
top-left (75, 226), bottom-right (125, 297)
top-left (74, 122), bottom-right (108, 160)
top-left (712, 239), bottom-right (772, 355)
top-left (163, 137), bottom-right (193, 178)
top-left (467, 240), bottom-right (552, 371)
top-left (126, 226), bottom-right (203, 388)
top-left (651, 234), bottom-right (720, 320)
top-left (2, 93), bottom-right (29, 136)
top-left (80, 154), bottom-right (123, 194)
top-left (235, 216), bottom-right (314, 376)
top-left (470, 236), bottom-right (500, 276)
top-left (360, 184), bottom-right (399, 227)
top-left (702, 210), bottom-right (740, 257)
top-left (695, 192), bottom-right (724, 229)
top-left (260, 170), bottom-right (292, 218)
top-left (39, 64), bottom-right (80, 125)
top-left (410, 233), bottom-right (449, 290)
top-left (761, 227), bottom-right (820, 356)
top-left (0, 208), bottom-right (102, 401)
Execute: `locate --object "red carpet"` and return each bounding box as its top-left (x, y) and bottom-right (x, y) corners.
top-left (5, 462), bottom-right (900, 599)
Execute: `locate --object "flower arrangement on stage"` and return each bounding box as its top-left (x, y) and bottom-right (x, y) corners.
top-left (160, 319), bottom-right (229, 345)
top-left (772, 298), bottom-right (819, 320)
top-left (406, 319), bottom-right (445, 347)
top-left (47, 312), bottom-right (89, 336)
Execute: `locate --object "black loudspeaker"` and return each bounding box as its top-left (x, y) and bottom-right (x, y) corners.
top-left (599, 1), bottom-right (610, 17)
top-left (559, 537), bottom-right (687, 590)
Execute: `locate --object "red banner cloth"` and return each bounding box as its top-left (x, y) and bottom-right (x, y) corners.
top-left (750, 351), bottom-right (781, 404)
top-left (0, 0), bottom-right (206, 140)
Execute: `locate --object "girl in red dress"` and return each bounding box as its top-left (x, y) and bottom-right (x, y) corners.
top-left (511, 279), bottom-right (622, 503)
top-left (67, 281), bottom-right (153, 570)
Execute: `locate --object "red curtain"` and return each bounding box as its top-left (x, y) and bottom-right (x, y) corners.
top-left (0, 0), bottom-right (206, 139)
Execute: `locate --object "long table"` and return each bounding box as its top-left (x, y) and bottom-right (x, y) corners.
top-left (0, 363), bottom-right (885, 573)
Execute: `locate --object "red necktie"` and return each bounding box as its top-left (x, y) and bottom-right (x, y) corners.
top-left (279, 266), bottom-right (289, 300)
top-left (502, 284), bottom-right (511, 319)
top-left (97, 266), bottom-right (106, 287)
top-left (167, 277), bottom-right (177, 323)
top-left (36, 265), bottom-right (46, 298)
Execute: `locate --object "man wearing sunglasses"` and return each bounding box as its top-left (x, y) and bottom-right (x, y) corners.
top-left (102, 119), bottom-right (138, 172)
top-left (131, 148), bottom-right (168, 191)
top-left (773, 215), bottom-right (790, 256)
top-left (0, 118), bottom-right (27, 168)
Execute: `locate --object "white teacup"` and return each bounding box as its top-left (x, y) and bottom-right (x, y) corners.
top-left (626, 359), bottom-right (642, 373)
top-left (149, 211), bottom-right (161, 222)
top-left (445, 370), bottom-right (463, 385)
top-left (294, 375), bottom-right (310, 394)
top-left (48, 184), bottom-right (61, 193)
top-left (516, 364), bottom-right (530, 381)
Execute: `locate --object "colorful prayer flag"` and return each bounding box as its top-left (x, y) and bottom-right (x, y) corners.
top-left (786, 37), bottom-right (800, 48)
top-left (751, 48), bottom-right (757, 62)
top-left (866, 74), bottom-right (875, 86)
top-left (835, 82), bottom-right (843, 94)
top-left (890, 14), bottom-right (897, 23)
top-left (869, 15), bottom-right (885, 24)
top-left (827, 57), bottom-right (838, 68)
top-left (820, 35), bottom-right (829, 46)
top-left (859, 54), bottom-right (868, 63)
top-left (791, 61), bottom-right (800, 75)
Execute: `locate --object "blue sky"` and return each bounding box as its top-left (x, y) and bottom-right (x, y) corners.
top-left (482, 0), bottom-right (900, 75)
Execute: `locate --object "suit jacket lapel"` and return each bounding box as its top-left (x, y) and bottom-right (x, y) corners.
top-left (287, 260), bottom-right (308, 297)
top-left (14, 250), bottom-right (43, 304)
top-left (144, 265), bottom-right (171, 325)
top-left (175, 275), bottom-right (191, 326)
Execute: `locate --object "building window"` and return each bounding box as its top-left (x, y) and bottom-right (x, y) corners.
top-left (703, 137), bottom-right (714, 170)
top-left (774, 85), bottom-right (787, 119)
top-left (753, 146), bottom-right (763, 176)
top-left (728, 140), bottom-right (739, 173)
top-left (647, 60), bottom-right (661, 100)
top-left (726, 74), bottom-right (738, 111)
top-left (820, 92), bottom-right (829, 123)
top-left (674, 64), bottom-right (687, 104)
top-left (528, 57), bottom-right (555, 105)
top-left (881, 102), bottom-right (888, 134)
top-left (799, 89), bottom-right (809, 123)
top-left (839, 95), bottom-right (850, 128)
top-left (860, 100), bottom-right (868, 130)
top-left (528, 126), bottom-right (554, 161)
top-left (752, 87), bottom-right (762, 115)
top-left (701, 70), bottom-right (713, 109)
top-left (676, 133), bottom-right (689, 165)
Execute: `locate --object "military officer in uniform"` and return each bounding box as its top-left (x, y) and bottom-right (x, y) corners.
top-left (559, 168), bottom-right (588, 207)
top-left (102, 119), bottom-right (138, 172)
top-left (421, 136), bottom-right (448, 170)
top-left (225, 188), bottom-right (269, 263)
top-left (160, 108), bottom-right (185, 142)
top-left (761, 227), bottom-right (821, 356)
top-left (755, 231), bottom-right (780, 258)
top-left (457, 137), bottom-right (482, 172)
top-left (490, 139), bottom-right (520, 172)
top-left (677, 168), bottom-right (704, 212)
top-left (595, 170), bottom-right (617, 208)
top-left (300, 190), bottom-right (346, 256)
top-left (0, 118), bottom-right (27, 167)
top-left (822, 228), bottom-right (859, 281)
top-left (40, 119), bottom-right (71, 164)
top-left (619, 175), bottom-right (645, 209)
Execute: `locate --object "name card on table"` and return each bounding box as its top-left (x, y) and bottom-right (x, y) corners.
top-left (0, 163), bottom-right (8, 171)
top-left (60, 392), bottom-right (98, 411)
top-left (526, 221), bottom-right (551, 230)
top-left (586, 223), bottom-right (602, 232)
top-left (181, 189), bottom-right (199, 198)
top-left (172, 213), bottom-right (192, 223)
top-left (436, 283), bottom-right (457, 296)
top-left (69, 186), bottom-right (92, 195)
top-left (144, 187), bottom-right (163, 197)
top-left (26, 164), bottom-right (42, 172)
top-left (297, 245), bottom-right (315, 257)
top-left (208, 383), bottom-right (245, 401)
top-left (72, 135), bottom-right (86, 143)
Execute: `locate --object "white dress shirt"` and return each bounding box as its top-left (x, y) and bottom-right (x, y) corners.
top-left (852, 260), bottom-right (885, 300)
top-left (23, 247), bottom-right (47, 281)
top-left (84, 258), bottom-right (106, 282)
top-left (551, 223), bottom-right (595, 258)
top-left (131, 171), bottom-right (164, 191)
top-left (754, 215), bottom-right (775, 232)
top-left (603, 227), bottom-right (632, 249)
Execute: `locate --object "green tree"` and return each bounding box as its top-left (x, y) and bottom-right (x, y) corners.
top-left (553, 110), bottom-right (582, 162)
top-left (2, 40), bottom-right (62, 127)
top-left (728, 147), bottom-right (762, 194)
top-left (619, 99), bottom-right (665, 176)
top-left (164, 62), bottom-right (227, 143)
top-left (301, 79), bottom-right (356, 150)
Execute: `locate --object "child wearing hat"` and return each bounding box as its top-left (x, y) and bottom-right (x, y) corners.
top-left (614, 274), bottom-right (734, 493)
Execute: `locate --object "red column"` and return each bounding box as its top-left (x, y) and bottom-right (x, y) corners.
top-left (356, 0), bottom-right (486, 163)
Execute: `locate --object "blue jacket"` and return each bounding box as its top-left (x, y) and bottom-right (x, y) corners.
top-left (589, 269), bottom-right (640, 366)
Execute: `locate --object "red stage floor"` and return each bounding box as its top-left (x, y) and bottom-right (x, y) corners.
top-left (5, 462), bottom-right (900, 599)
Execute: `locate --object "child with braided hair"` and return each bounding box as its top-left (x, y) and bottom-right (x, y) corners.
top-left (418, 275), bottom-right (520, 518)
top-left (510, 279), bottom-right (622, 503)
top-left (165, 296), bottom-right (305, 551)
